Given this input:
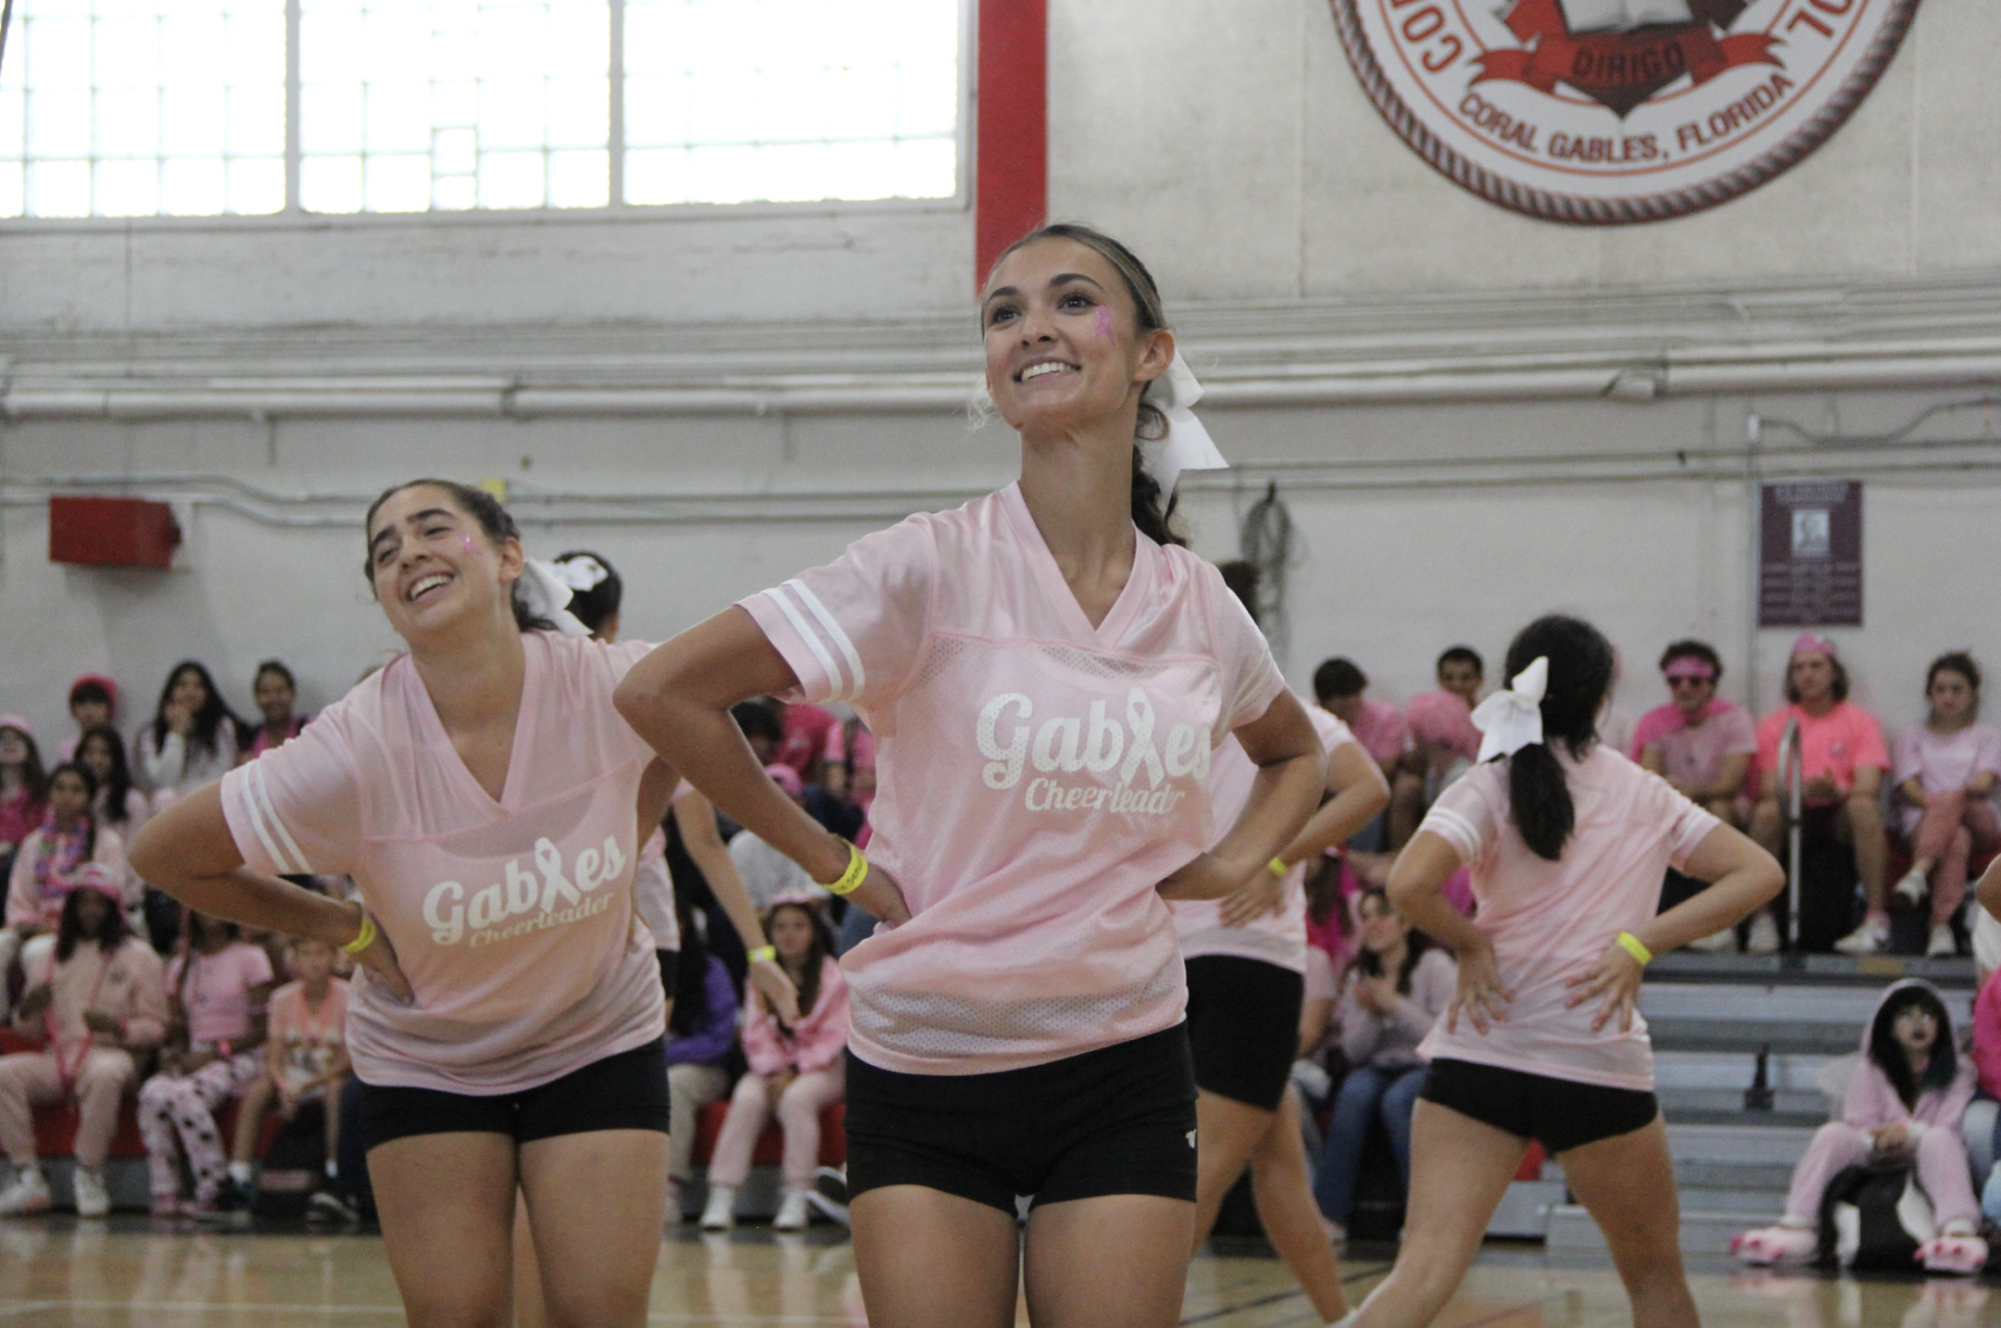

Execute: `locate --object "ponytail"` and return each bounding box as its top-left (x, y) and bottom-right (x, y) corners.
top-left (1508, 743), bottom-right (1574, 861)
top-left (1498, 614), bottom-right (1615, 862)
top-left (1130, 444), bottom-right (1186, 547)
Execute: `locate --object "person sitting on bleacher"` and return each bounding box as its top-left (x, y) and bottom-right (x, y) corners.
top-left (1966, 962), bottom-right (2001, 1228)
top-left (228, 936), bottom-right (350, 1220)
top-left (1735, 979), bottom-right (1986, 1273)
top-left (1750, 634), bottom-right (1892, 955)
top-left (1890, 652), bottom-right (2001, 959)
top-left (0, 868), bottom-right (165, 1217)
top-left (664, 905), bottom-right (739, 1223)
top-left (1, 764), bottom-right (130, 1012)
top-left (701, 896), bottom-right (848, 1233)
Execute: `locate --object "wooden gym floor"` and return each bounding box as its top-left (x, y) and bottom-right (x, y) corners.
top-left (0, 1220), bottom-right (1986, 1326)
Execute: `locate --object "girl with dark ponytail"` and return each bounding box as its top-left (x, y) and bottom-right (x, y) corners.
top-left (1339, 614), bottom-right (1785, 1328)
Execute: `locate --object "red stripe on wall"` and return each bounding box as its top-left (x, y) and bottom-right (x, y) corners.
top-left (975, 0), bottom-right (1048, 285)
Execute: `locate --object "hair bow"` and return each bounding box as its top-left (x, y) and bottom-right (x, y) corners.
top-left (516, 559), bottom-right (594, 638)
top-left (1470, 656), bottom-right (1548, 763)
top-left (1136, 352), bottom-right (1228, 494)
top-left (552, 554), bottom-right (611, 593)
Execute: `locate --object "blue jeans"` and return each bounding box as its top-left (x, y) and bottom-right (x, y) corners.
top-left (1313, 1063), bottom-right (1425, 1225)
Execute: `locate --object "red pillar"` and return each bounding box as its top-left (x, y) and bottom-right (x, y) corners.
top-left (974, 0), bottom-right (1048, 285)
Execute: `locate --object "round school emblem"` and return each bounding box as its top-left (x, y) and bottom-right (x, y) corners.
top-left (1331, 0), bottom-right (1920, 223)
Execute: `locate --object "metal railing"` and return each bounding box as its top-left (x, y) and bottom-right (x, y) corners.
top-left (1776, 716), bottom-right (1804, 951)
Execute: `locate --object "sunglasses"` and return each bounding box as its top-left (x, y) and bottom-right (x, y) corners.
top-left (1665, 673), bottom-right (1714, 687)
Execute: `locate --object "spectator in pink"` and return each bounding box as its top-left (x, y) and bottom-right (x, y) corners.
top-left (1736, 980), bottom-right (1986, 1273)
top-left (240, 661), bottom-right (310, 762)
top-left (772, 699), bottom-right (843, 786)
top-left (2, 765), bottom-right (131, 1004)
top-left (138, 911), bottom-right (275, 1214)
top-left (701, 897), bottom-right (850, 1233)
top-left (1751, 634), bottom-right (1892, 955)
top-left (1634, 641), bottom-right (1756, 823)
top-left (1892, 652), bottom-right (2001, 958)
top-left (1316, 658), bottom-right (1407, 855)
top-left (1388, 647), bottom-right (1483, 849)
top-left (55, 677), bottom-right (117, 764)
top-left (0, 873), bottom-right (166, 1217)
top-left (1964, 966), bottom-right (2001, 1219)
top-left (231, 935), bottom-right (350, 1214)
top-left (0, 719), bottom-right (49, 877)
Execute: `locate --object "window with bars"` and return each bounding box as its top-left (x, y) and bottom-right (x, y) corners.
top-left (0, 0), bottom-right (963, 219)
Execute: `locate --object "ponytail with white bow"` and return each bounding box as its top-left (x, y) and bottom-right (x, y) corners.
top-left (1486, 616), bottom-right (1616, 861)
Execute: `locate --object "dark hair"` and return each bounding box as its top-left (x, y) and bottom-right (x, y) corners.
top-left (254, 660), bottom-right (297, 692)
top-left (1437, 646), bottom-right (1484, 678)
top-left (69, 679), bottom-right (112, 709)
top-left (1867, 985), bottom-right (1957, 1110)
top-left (1217, 560), bottom-right (1260, 627)
top-left (1352, 886), bottom-right (1431, 995)
top-left (1303, 857), bottom-right (1352, 941)
top-left (550, 550), bottom-right (624, 637)
top-left (985, 222), bottom-right (1187, 549)
top-left (0, 724), bottom-right (48, 804)
top-left (1927, 651), bottom-right (1981, 698)
top-left (766, 900), bottom-right (836, 1024)
top-left (55, 883), bottom-right (125, 963)
top-left (730, 701), bottom-right (784, 752)
top-left (362, 479), bottom-right (556, 633)
top-left (667, 888), bottom-right (712, 1040)
top-left (75, 725), bottom-right (138, 827)
top-left (1783, 648), bottom-right (1850, 704)
top-left (1314, 658), bottom-right (1368, 702)
top-left (150, 661), bottom-right (240, 764)
top-left (1658, 639), bottom-right (1723, 679)
top-left (46, 762), bottom-right (100, 862)
top-left (1499, 615), bottom-right (1615, 861)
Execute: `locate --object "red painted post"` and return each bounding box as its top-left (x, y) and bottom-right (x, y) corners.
top-left (975, 0), bottom-right (1048, 285)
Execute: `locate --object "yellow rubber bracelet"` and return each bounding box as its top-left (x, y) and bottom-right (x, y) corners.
top-left (1615, 931), bottom-right (1653, 967)
top-left (747, 944), bottom-right (777, 965)
top-left (1267, 858), bottom-right (1288, 878)
top-left (821, 839), bottom-right (869, 898)
top-left (342, 914), bottom-right (377, 956)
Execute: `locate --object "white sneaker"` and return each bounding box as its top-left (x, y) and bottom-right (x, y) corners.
top-left (1928, 923), bottom-right (1959, 958)
top-left (0, 1169), bottom-right (50, 1217)
top-left (1894, 867), bottom-right (1929, 908)
top-left (72, 1166), bottom-right (109, 1218)
top-left (1688, 927), bottom-right (1737, 953)
top-left (1746, 912), bottom-right (1782, 954)
top-left (699, 1184), bottom-right (736, 1231)
top-left (1833, 916), bottom-right (1888, 955)
top-left (774, 1187), bottom-right (811, 1231)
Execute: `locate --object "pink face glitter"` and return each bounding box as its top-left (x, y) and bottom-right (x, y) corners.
top-left (1095, 307), bottom-right (1115, 339)
top-left (462, 534), bottom-right (476, 553)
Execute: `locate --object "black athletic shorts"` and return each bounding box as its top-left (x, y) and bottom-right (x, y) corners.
top-left (358, 1040), bottom-right (672, 1152)
top-left (1418, 1057), bottom-right (1658, 1154)
top-left (1184, 955), bottom-right (1304, 1111)
top-left (843, 1024), bottom-right (1199, 1216)
top-left (656, 948), bottom-right (680, 997)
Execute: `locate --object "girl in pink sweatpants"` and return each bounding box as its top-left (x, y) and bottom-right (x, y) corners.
top-left (1736, 979), bottom-right (1984, 1273)
top-left (702, 898), bottom-right (849, 1231)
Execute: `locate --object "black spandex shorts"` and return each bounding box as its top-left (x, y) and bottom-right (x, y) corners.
top-left (1419, 1057), bottom-right (1658, 1154)
top-left (1184, 955), bottom-right (1304, 1111)
top-left (843, 1024), bottom-right (1198, 1216)
top-left (358, 1040), bottom-right (672, 1152)
top-left (656, 948), bottom-right (680, 997)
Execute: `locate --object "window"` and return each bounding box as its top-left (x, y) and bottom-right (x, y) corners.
top-left (0, 0), bottom-right (962, 219)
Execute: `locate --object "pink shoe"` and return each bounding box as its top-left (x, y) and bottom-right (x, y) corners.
top-left (1731, 1225), bottom-right (1817, 1265)
top-left (1917, 1234), bottom-right (1989, 1275)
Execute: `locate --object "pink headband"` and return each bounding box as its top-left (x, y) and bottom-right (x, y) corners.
top-left (1663, 661), bottom-right (1716, 681)
top-left (62, 864), bottom-right (124, 904)
top-left (1790, 633), bottom-right (1837, 661)
top-left (0, 715), bottom-right (32, 740)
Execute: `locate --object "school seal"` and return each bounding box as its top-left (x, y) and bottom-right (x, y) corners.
top-left (1331, 0), bottom-right (1921, 223)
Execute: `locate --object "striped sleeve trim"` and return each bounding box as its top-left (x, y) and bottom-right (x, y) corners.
top-left (239, 763), bottom-right (313, 876)
top-left (1420, 804), bottom-right (1483, 864)
top-left (1668, 804), bottom-right (1724, 869)
top-left (764, 581), bottom-right (865, 702)
top-left (787, 580), bottom-right (866, 701)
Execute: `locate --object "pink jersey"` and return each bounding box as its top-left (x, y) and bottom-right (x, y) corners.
top-left (1753, 701), bottom-right (1889, 802)
top-left (219, 632), bottom-right (667, 1094)
top-left (268, 978), bottom-right (349, 1088)
top-left (1416, 745), bottom-right (1720, 1090)
top-left (739, 484), bottom-right (1285, 1075)
top-left (1172, 704), bottom-right (1354, 973)
top-left (165, 941), bottom-right (274, 1051)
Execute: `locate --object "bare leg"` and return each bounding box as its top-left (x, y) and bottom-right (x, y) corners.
top-left (849, 1186), bottom-right (1019, 1328)
top-left (1025, 1193), bottom-right (1195, 1328)
top-left (1351, 1101), bottom-right (1525, 1328)
top-left (1190, 1089), bottom-right (1272, 1247)
top-left (1844, 794), bottom-right (1889, 914)
top-left (231, 1076), bottom-right (275, 1165)
top-left (369, 1131), bottom-right (517, 1328)
top-left (518, 1129), bottom-right (670, 1328)
top-left (512, 1191), bottom-right (545, 1328)
top-left (1249, 1091), bottom-right (1349, 1324)
top-left (1557, 1116), bottom-right (1698, 1328)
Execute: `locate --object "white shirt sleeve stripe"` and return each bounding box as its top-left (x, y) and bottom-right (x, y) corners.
top-left (786, 579), bottom-right (866, 700)
top-left (1422, 805), bottom-right (1483, 862)
top-left (237, 767), bottom-right (295, 875)
top-left (765, 586), bottom-right (848, 700)
top-left (246, 763), bottom-right (313, 875)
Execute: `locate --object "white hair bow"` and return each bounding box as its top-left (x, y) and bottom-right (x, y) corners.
top-left (516, 558), bottom-right (594, 638)
top-left (1136, 353), bottom-right (1228, 495)
top-left (552, 553), bottom-right (612, 593)
top-left (1470, 656), bottom-right (1548, 763)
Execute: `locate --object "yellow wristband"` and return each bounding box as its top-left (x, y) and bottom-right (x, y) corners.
top-left (1615, 931), bottom-right (1653, 967)
top-left (747, 944), bottom-right (777, 965)
top-left (1267, 858), bottom-right (1288, 878)
top-left (821, 839), bottom-right (869, 898)
top-left (342, 914), bottom-right (377, 956)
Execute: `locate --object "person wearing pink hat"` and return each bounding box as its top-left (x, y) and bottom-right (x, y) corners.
top-left (1751, 634), bottom-right (1893, 954)
top-left (1, 763), bottom-right (131, 1019)
top-left (0, 868), bottom-right (167, 1217)
top-left (1388, 648), bottom-right (1486, 849)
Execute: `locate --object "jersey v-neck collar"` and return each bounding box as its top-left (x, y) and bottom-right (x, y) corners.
top-left (996, 481), bottom-right (1155, 647)
top-left (405, 631), bottom-right (542, 814)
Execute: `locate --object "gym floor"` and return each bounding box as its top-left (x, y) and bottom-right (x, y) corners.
top-left (0, 1223), bottom-right (1985, 1326)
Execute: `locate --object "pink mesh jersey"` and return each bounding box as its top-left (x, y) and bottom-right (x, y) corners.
top-left (741, 484), bottom-right (1285, 1076)
top-left (219, 632), bottom-right (667, 1094)
top-left (1172, 703), bottom-right (1354, 973)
